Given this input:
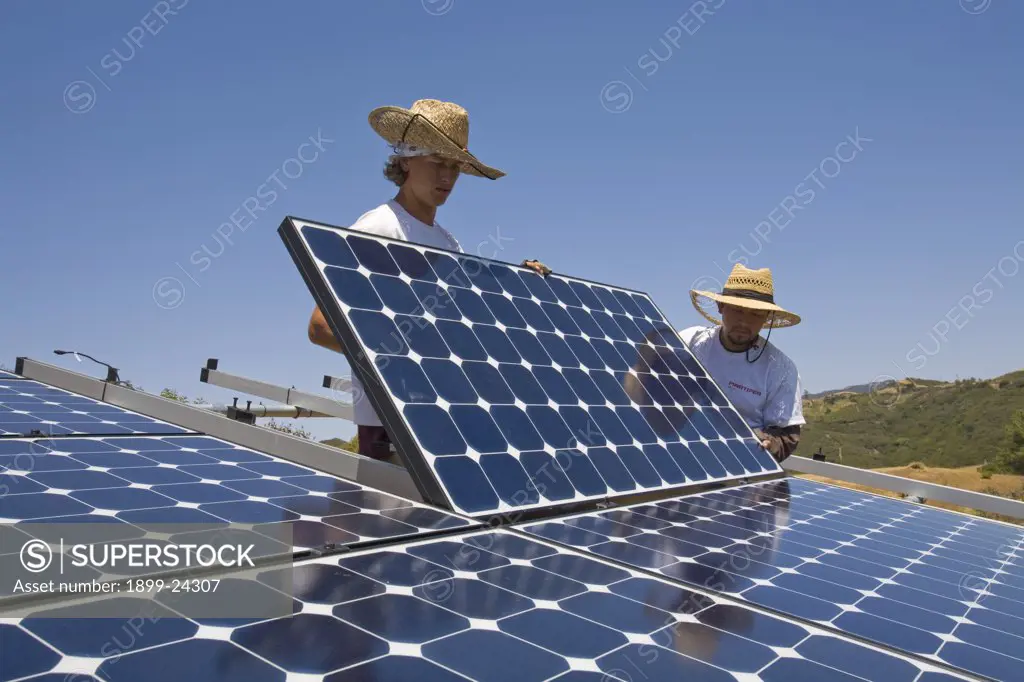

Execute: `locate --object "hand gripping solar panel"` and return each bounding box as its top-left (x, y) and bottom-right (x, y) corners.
top-left (0, 433), bottom-right (475, 596)
top-left (0, 379), bottom-right (192, 438)
top-left (2, 528), bottom-right (972, 682)
top-left (278, 216), bottom-right (782, 519)
top-left (523, 477), bottom-right (1024, 681)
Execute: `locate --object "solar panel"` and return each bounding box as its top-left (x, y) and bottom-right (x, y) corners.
top-left (279, 217), bottom-right (782, 519)
top-left (0, 434), bottom-right (474, 567)
top-left (0, 380), bottom-right (191, 437)
top-left (4, 528), bottom-right (968, 682)
top-left (0, 370), bottom-right (23, 379)
top-left (523, 477), bottom-right (1024, 681)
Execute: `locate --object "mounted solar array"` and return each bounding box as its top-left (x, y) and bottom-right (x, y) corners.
top-left (5, 527), bottom-right (972, 682)
top-left (523, 476), bottom-right (1024, 681)
top-left (0, 379), bottom-right (191, 438)
top-left (0, 435), bottom-right (472, 560)
top-left (279, 217), bottom-right (782, 519)
top-left (4, 209), bottom-right (1015, 680)
top-left (0, 370), bottom-right (24, 379)
top-left (0, 371), bottom-right (480, 610)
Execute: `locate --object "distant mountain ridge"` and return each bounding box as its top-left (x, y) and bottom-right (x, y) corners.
top-left (806, 376), bottom-right (953, 400)
top-left (805, 381), bottom-right (889, 400)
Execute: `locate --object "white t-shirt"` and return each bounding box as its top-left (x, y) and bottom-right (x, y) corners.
top-left (678, 325), bottom-right (805, 432)
top-left (344, 200), bottom-right (463, 426)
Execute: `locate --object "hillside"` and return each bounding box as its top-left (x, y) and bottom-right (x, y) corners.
top-left (800, 369), bottom-right (1024, 469)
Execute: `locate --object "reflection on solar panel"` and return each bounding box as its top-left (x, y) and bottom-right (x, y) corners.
top-left (279, 218), bottom-right (781, 518)
top-left (0, 435), bottom-right (473, 561)
top-left (523, 477), bottom-right (1024, 681)
top-left (5, 528), bottom-right (968, 682)
top-left (0, 380), bottom-right (191, 437)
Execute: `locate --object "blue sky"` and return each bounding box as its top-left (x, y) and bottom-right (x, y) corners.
top-left (2, 1), bottom-right (1022, 442)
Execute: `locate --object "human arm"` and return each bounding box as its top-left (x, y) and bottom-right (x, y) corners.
top-left (758, 357), bottom-right (806, 463)
top-left (308, 305), bottom-right (344, 354)
top-left (755, 425), bottom-right (801, 462)
top-left (521, 259), bottom-right (552, 276)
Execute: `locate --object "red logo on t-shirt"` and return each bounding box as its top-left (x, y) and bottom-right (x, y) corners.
top-left (728, 381), bottom-right (762, 397)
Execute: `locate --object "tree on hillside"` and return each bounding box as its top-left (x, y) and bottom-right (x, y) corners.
top-left (995, 409), bottom-right (1024, 474)
top-left (160, 388), bottom-right (207, 405)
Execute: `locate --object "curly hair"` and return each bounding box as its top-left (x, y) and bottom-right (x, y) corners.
top-left (383, 155), bottom-right (407, 186)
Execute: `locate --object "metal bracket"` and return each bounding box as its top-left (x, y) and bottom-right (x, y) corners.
top-left (200, 358), bottom-right (353, 421)
top-left (323, 374), bottom-right (353, 394)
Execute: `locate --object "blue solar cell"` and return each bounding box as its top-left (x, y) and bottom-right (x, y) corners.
top-left (222, 477), bottom-right (309, 499)
top-left (325, 265), bottom-right (383, 310)
top-left (327, 655), bottom-right (471, 681)
top-left (283, 218), bottom-right (781, 518)
top-left (436, 320), bottom-right (490, 360)
top-left (523, 477), bottom-right (1022, 681)
top-left (411, 280), bottom-right (459, 320)
top-left (71, 486), bottom-right (178, 511)
top-left (300, 225), bottom-right (358, 268)
top-left (420, 359), bottom-right (476, 403)
top-left (497, 365), bottom-right (548, 404)
top-left (0, 624), bottom-right (62, 679)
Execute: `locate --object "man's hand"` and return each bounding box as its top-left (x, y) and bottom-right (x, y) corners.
top-left (754, 428), bottom-right (782, 462)
top-left (521, 259), bottom-right (552, 277)
top-left (754, 426), bottom-right (801, 463)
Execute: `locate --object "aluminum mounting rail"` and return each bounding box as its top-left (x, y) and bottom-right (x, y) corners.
top-left (199, 358), bottom-right (353, 421)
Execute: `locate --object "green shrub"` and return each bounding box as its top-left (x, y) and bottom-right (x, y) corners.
top-left (994, 410), bottom-right (1024, 474)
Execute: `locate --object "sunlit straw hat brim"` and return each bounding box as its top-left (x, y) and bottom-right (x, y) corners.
top-left (689, 290), bottom-right (801, 328)
top-left (689, 263), bottom-right (801, 329)
top-left (368, 100), bottom-right (504, 180)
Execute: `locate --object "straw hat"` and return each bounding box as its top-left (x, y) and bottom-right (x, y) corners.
top-left (368, 99), bottom-right (504, 180)
top-left (690, 264), bottom-right (801, 328)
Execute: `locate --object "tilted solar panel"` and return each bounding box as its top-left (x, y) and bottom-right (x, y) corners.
top-left (0, 370), bottom-right (23, 379)
top-left (0, 434), bottom-right (474, 588)
top-left (523, 477), bottom-right (1024, 681)
top-left (0, 380), bottom-right (192, 438)
top-left (279, 217), bottom-right (782, 519)
top-left (2, 528), bottom-right (970, 682)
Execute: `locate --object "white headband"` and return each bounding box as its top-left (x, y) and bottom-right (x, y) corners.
top-left (392, 142), bottom-right (436, 158)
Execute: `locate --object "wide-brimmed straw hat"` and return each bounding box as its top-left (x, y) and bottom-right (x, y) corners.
top-left (690, 263), bottom-right (801, 328)
top-left (368, 99), bottom-right (504, 180)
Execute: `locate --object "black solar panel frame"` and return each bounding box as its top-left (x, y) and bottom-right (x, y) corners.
top-left (278, 215), bottom-right (784, 521)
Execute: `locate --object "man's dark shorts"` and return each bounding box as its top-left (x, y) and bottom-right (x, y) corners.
top-left (357, 425), bottom-right (394, 460)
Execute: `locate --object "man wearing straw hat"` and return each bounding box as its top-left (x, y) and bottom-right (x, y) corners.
top-left (680, 264), bottom-right (805, 463)
top-left (308, 98), bottom-right (551, 463)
